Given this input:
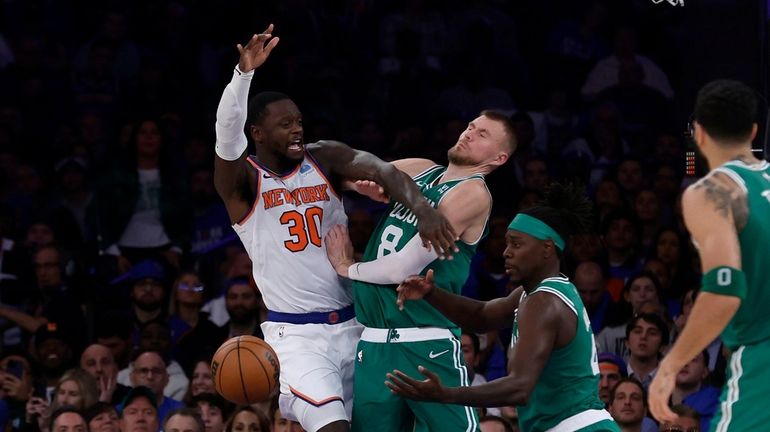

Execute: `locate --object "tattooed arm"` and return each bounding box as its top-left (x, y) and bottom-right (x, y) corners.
top-left (649, 170), bottom-right (745, 420)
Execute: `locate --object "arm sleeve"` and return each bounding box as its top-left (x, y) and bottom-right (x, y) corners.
top-left (347, 234), bottom-right (440, 285)
top-left (215, 66), bottom-right (253, 161)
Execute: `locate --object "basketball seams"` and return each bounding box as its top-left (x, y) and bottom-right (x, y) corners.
top-left (212, 335), bottom-right (279, 405)
top-left (235, 338), bottom-right (251, 404)
top-left (239, 344), bottom-right (273, 400)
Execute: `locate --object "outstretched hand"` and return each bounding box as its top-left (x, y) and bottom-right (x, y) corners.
top-left (396, 269), bottom-right (436, 311)
top-left (416, 207), bottom-right (458, 260)
top-left (385, 366), bottom-right (449, 402)
top-left (648, 361), bottom-right (679, 423)
top-left (237, 24), bottom-right (280, 73)
top-left (325, 224), bottom-right (355, 277)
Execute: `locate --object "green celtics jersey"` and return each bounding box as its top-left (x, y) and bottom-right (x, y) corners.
top-left (353, 165), bottom-right (487, 331)
top-left (713, 159), bottom-right (770, 348)
top-left (511, 276), bottom-right (605, 432)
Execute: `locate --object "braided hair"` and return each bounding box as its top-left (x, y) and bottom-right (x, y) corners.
top-left (521, 182), bottom-right (594, 259)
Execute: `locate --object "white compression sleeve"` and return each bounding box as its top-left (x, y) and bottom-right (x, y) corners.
top-left (214, 66), bottom-right (253, 161)
top-left (347, 234), bottom-right (440, 285)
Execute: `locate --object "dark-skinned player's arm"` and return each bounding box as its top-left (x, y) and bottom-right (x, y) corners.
top-left (394, 270), bottom-right (522, 333)
top-left (214, 25), bottom-right (279, 224)
top-left (385, 292), bottom-right (566, 407)
top-left (325, 180), bottom-right (488, 284)
top-left (649, 171), bottom-right (745, 423)
top-left (309, 140), bottom-right (457, 257)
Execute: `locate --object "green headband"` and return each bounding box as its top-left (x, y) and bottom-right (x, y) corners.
top-left (507, 213), bottom-right (565, 251)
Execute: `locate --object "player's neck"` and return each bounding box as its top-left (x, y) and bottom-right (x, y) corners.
top-left (705, 144), bottom-right (758, 170)
top-left (255, 148), bottom-right (301, 174)
top-left (522, 263), bottom-right (561, 293)
top-left (443, 164), bottom-right (486, 181)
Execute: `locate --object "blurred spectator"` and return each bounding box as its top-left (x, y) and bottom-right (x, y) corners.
top-left (49, 157), bottom-right (93, 244)
top-left (268, 397), bottom-right (303, 432)
top-left (222, 277), bottom-right (265, 339)
top-left (224, 406), bottom-right (270, 432)
top-left (607, 378), bottom-right (657, 432)
top-left (182, 361), bottom-right (215, 406)
top-left (566, 233), bottom-right (603, 271)
top-left (24, 368), bottom-right (97, 432)
top-left (598, 283), bottom-right (661, 361)
top-left (626, 314), bottom-right (669, 390)
top-left (83, 402), bottom-right (119, 432)
top-left (615, 159), bottom-right (645, 201)
top-left (461, 332), bottom-right (501, 416)
top-left (0, 354), bottom-right (35, 429)
top-left (169, 272), bottom-right (226, 373)
top-left (582, 26), bottom-right (674, 100)
top-left (598, 353), bottom-right (627, 405)
top-left (119, 386), bottom-right (160, 432)
top-left (670, 288), bottom-right (721, 373)
top-left (90, 118), bottom-right (191, 268)
top-left (633, 189), bottom-right (662, 253)
top-left (48, 407), bottom-right (87, 432)
top-left (164, 407), bottom-right (205, 432)
top-left (0, 246), bottom-right (86, 352)
top-left (521, 158), bottom-right (550, 194)
top-left (118, 322), bottom-right (189, 402)
top-left (190, 393), bottom-right (230, 432)
top-left (593, 178), bottom-right (623, 220)
top-left (672, 351), bottom-right (718, 432)
top-left (80, 344), bottom-right (130, 405)
top-left (200, 251), bottom-right (252, 327)
top-left (123, 351), bottom-right (183, 421)
top-left (574, 261), bottom-right (611, 332)
top-left (33, 324), bottom-right (77, 389)
top-left (599, 209), bottom-right (643, 301)
top-left (114, 259), bottom-right (168, 340)
top-left (94, 320), bottom-right (132, 369)
top-left (652, 227), bottom-right (696, 306)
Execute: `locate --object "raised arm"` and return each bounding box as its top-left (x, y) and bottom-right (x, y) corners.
top-left (310, 140), bottom-right (457, 256)
top-left (325, 180), bottom-right (490, 284)
top-left (397, 272), bottom-right (522, 333)
top-left (386, 291), bottom-right (564, 407)
top-left (214, 25), bottom-right (279, 224)
top-left (649, 171), bottom-right (744, 422)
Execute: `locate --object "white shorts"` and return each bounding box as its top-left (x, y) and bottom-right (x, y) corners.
top-left (261, 318), bottom-right (363, 432)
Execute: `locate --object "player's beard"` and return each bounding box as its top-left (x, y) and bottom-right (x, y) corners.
top-left (447, 146), bottom-right (476, 166)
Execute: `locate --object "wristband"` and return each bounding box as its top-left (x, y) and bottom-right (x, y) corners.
top-left (701, 266), bottom-right (747, 300)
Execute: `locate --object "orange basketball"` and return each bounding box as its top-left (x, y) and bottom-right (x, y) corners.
top-left (211, 335), bottom-right (280, 404)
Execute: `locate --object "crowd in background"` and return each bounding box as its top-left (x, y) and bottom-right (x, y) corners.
top-left (0, 1), bottom-right (738, 431)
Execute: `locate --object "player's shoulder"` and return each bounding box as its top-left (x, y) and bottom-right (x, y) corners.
top-left (391, 158), bottom-right (437, 177)
top-left (305, 140), bottom-right (346, 154)
top-left (438, 178), bottom-right (491, 208)
top-left (684, 168), bottom-right (746, 205)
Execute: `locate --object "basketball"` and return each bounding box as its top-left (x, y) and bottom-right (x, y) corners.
top-left (211, 335), bottom-right (280, 404)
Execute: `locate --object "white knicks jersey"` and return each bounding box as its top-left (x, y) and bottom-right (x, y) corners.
top-left (232, 153), bottom-right (351, 313)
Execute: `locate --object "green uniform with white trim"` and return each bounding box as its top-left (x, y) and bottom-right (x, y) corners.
top-left (511, 276), bottom-right (619, 432)
top-left (352, 165), bottom-right (483, 432)
top-left (702, 159), bottom-right (770, 432)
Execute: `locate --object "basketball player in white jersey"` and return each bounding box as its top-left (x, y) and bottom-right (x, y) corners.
top-left (213, 25), bottom-right (458, 432)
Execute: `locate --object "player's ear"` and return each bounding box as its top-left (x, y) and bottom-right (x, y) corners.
top-left (249, 124), bottom-right (262, 143)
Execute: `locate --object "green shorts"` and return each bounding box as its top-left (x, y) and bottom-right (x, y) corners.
top-left (710, 338), bottom-right (770, 431)
top-left (351, 327), bottom-right (479, 432)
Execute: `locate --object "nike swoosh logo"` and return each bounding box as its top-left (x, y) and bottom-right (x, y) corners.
top-left (428, 349), bottom-right (449, 359)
